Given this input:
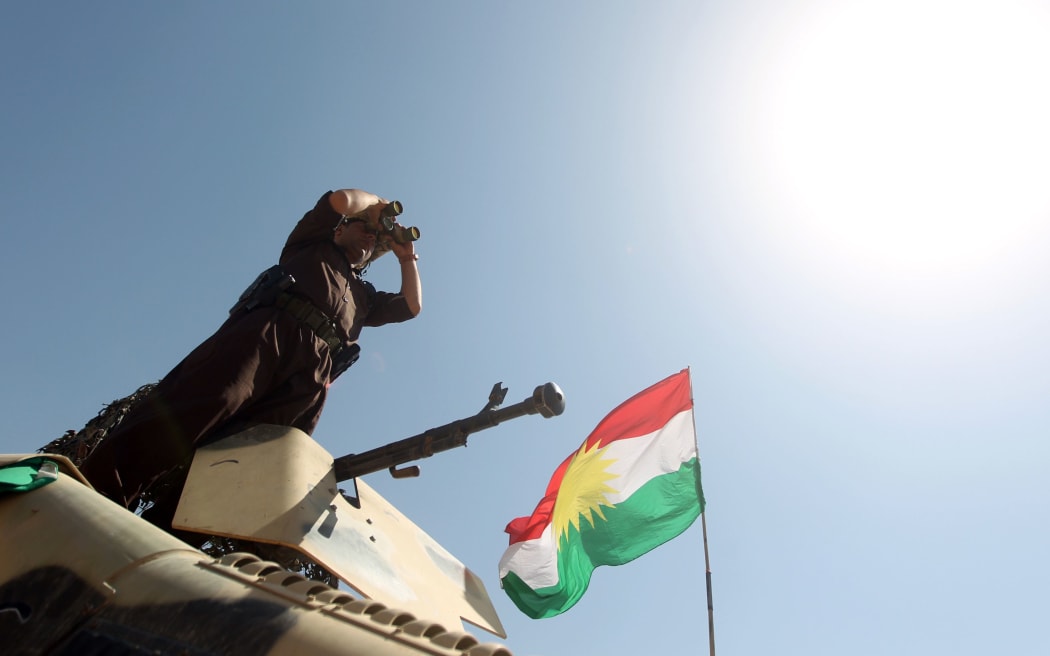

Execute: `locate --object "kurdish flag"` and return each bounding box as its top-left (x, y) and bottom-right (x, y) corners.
top-left (499, 369), bottom-right (704, 619)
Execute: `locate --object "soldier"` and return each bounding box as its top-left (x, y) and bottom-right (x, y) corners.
top-left (80, 189), bottom-right (421, 526)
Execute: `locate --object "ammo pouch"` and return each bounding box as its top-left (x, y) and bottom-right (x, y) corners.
top-left (231, 265), bottom-right (361, 379)
top-left (230, 265), bottom-right (295, 315)
top-left (330, 342), bottom-right (361, 380)
top-left (274, 293), bottom-right (360, 380)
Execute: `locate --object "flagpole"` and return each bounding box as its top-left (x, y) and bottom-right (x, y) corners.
top-left (687, 367), bottom-right (716, 656)
top-left (702, 512), bottom-right (716, 656)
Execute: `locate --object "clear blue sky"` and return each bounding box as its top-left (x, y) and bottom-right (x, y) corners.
top-left (3, 2), bottom-right (1049, 654)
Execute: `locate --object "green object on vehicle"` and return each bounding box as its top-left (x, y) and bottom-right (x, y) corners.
top-left (0, 456), bottom-right (59, 494)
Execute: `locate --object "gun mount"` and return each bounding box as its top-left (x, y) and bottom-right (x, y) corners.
top-left (333, 382), bottom-right (564, 482)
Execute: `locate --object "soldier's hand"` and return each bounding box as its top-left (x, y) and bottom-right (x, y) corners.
top-left (389, 229), bottom-right (418, 264)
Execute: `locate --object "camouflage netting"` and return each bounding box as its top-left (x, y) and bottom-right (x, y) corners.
top-left (38, 385), bottom-right (339, 587)
top-left (39, 383), bottom-right (159, 468)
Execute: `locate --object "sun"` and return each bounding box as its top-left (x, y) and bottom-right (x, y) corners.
top-left (552, 441), bottom-right (620, 544)
top-left (741, 0), bottom-right (1050, 282)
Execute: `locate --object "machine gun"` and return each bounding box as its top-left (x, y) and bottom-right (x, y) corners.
top-left (333, 381), bottom-right (564, 482)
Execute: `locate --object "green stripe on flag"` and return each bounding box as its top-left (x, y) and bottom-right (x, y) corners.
top-left (503, 458), bottom-right (704, 619)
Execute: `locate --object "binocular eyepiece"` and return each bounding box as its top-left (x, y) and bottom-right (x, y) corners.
top-left (378, 200), bottom-right (420, 244)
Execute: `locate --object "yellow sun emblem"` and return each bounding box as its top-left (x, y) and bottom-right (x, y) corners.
top-left (552, 440), bottom-right (620, 544)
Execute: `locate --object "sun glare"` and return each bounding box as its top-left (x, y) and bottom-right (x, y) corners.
top-left (745, 0), bottom-right (1050, 281)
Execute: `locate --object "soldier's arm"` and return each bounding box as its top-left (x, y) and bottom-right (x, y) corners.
top-left (390, 238), bottom-right (421, 316)
top-left (328, 189), bottom-right (385, 217)
top-left (329, 188), bottom-right (421, 316)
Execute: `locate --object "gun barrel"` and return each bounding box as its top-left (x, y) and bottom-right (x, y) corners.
top-left (333, 382), bottom-right (564, 482)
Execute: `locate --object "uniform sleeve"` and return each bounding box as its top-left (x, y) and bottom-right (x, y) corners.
top-left (282, 191), bottom-right (342, 256)
top-left (363, 291), bottom-right (416, 327)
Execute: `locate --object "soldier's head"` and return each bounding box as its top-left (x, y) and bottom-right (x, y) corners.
top-left (333, 215), bottom-right (378, 270)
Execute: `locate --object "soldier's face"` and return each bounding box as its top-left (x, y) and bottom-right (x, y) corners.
top-left (334, 219), bottom-right (377, 267)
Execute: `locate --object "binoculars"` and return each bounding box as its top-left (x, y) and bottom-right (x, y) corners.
top-left (360, 200), bottom-right (420, 264)
top-left (377, 201), bottom-right (420, 244)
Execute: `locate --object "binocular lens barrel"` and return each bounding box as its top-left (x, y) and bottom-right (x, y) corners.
top-left (375, 200), bottom-right (419, 244)
top-left (380, 216), bottom-right (421, 243)
top-left (381, 200), bottom-right (403, 218)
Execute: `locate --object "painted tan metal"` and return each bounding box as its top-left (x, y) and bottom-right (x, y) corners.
top-left (0, 453), bottom-right (514, 655)
top-left (0, 455), bottom-right (199, 585)
top-left (170, 425), bottom-right (506, 638)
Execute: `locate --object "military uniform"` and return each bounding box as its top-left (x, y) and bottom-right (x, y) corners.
top-left (81, 192), bottom-right (416, 512)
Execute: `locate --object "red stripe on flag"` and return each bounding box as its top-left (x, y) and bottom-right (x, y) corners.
top-left (504, 369), bottom-right (692, 545)
top-left (586, 369), bottom-right (692, 449)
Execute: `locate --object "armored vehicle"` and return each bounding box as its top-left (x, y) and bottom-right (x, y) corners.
top-left (1, 382), bottom-right (564, 655)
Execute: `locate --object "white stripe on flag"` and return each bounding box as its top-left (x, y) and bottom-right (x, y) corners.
top-left (600, 409), bottom-right (696, 503)
top-left (498, 522), bottom-right (559, 586)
